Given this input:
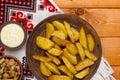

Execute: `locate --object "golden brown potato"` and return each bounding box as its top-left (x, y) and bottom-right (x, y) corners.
top-left (64, 21), bottom-right (75, 43)
top-left (66, 43), bottom-right (78, 55)
top-left (75, 58), bottom-right (94, 71)
top-left (84, 49), bottom-right (97, 61)
top-left (40, 62), bottom-right (51, 77)
top-left (45, 52), bottom-right (61, 65)
top-left (54, 44), bottom-right (61, 50)
top-left (48, 75), bottom-right (72, 80)
top-left (75, 42), bottom-right (85, 60)
top-left (44, 62), bottom-right (61, 75)
top-left (52, 21), bottom-right (67, 38)
top-left (58, 65), bottom-right (73, 78)
top-left (33, 55), bottom-right (52, 62)
top-left (75, 68), bottom-right (90, 79)
top-left (63, 48), bottom-right (77, 65)
top-left (48, 48), bottom-right (63, 56)
top-left (52, 36), bottom-right (71, 46)
top-left (36, 36), bottom-right (55, 50)
top-left (51, 30), bottom-right (66, 40)
top-left (62, 56), bottom-right (77, 74)
top-left (87, 34), bottom-right (95, 51)
top-left (71, 27), bottom-right (79, 41)
top-left (46, 23), bottom-right (55, 39)
top-left (79, 27), bottom-right (87, 49)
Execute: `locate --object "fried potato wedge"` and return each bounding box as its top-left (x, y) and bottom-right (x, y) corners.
top-left (40, 62), bottom-right (51, 77)
top-left (79, 27), bottom-right (87, 49)
top-left (48, 48), bottom-right (63, 56)
top-left (52, 21), bottom-right (67, 38)
top-left (33, 55), bottom-right (52, 62)
top-left (64, 21), bottom-right (75, 43)
top-left (48, 75), bottom-right (72, 80)
top-left (87, 34), bottom-right (95, 51)
top-left (62, 56), bottom-right (77, 74)
top-left (66, 43), bottom-right (78, 55)
top-left (46, 23), bottom-right (55, 39)
top-left (71, 27), bottom-right (79, 41)
top-left (44, 62), bottom-right (61, 75)
top-left (58, 65), bottom-right (73, 78)
top-left (45, 52), bottom-right (61, 65)
top-left (54, 44), bottom-right (61, 50)
top-left (75, 68), bottom-right (90, 79)
top-left (75, 42), bottom-right (85, 60)
top-left (75, 58), bottom-right (94, 71)
top-left (52, 36), bottom-right (71, 46)
top-left (84, 49), bottom-right (97, 61)
top-left (63, 48), bottom-right (77, 65)
top-left (51, 30), bottom-right (66, 40)
top-left (36, 36), bottom-right (55, 50)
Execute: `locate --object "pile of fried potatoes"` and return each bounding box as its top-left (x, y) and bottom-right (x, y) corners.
top-left (33, 20), bottom-right (97, 80)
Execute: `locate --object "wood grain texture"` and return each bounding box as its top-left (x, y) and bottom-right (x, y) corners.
top-left (101, 38), bottom-right (120, 66)
top-left (54, 0), bottom-right (120, 8)
top-left (62, 9), bottom-right (120, 37)
top-left (112, 66), bottom-right (120, 80)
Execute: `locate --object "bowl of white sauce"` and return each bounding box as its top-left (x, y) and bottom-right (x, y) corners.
top-left (0, 21), bottom-right (27, 50)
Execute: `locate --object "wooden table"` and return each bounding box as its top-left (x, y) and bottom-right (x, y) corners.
top-left (54, 0), bottom-right (120, 79)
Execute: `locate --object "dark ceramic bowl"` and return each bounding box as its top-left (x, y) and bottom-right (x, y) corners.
top-left (26, 14), bottom-right (102, 80)
top-left (0, 55), bottom-right (23, 79)
top-left (0, 21), bottom-right (27, 50)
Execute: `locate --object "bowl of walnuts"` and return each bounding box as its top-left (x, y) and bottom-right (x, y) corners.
top-left (0, 55), bottom-right (23, 80)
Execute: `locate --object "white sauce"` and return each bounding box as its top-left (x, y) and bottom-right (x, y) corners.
top-left (0, 23), bottom-right (25, 48)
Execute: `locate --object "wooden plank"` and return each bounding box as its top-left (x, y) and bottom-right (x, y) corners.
top-left (112, 66), bottom-right (120, 79)
top-left (101, 38), bottom-right (120, 66)
top-left (54, 0), bottom-right (120, 8)
top-left (62, 9), bottom-right (120, 37)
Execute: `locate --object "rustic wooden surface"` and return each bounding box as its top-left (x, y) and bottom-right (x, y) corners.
top-left (54, 0), bottom-right (120, 79)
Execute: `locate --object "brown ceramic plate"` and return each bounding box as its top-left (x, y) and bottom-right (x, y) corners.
top-left (26, 14), bottom-right (102, 80)
top-left (0, 55), bottom-right (23, 79)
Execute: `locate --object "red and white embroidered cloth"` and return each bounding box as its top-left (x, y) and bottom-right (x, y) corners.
top-left (0, 0), bottom-right (116, 80)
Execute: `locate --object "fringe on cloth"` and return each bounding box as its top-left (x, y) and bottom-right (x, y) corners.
top-left (91, 57), bottom-right (116, 80)
top-left (48, 0), bottom-right (116, 80)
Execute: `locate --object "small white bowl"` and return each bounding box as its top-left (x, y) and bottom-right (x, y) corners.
top-left (0, 21), bottom-right (27, 50)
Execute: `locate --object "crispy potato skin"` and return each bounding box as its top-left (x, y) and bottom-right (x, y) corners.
top-left (48, 75), bottom-right (72, 80)
top-left (44, 62), bottom-right (61, 75)
top-left (36, 36), bottom-right (55, 50)
top-left (75, 68), bottom-right (90, 79)
top-left (40, 62), bottom-right (51, 77)
top-left (66, 43), bottom-right (78, 55)
top-left (52, 36), bottom-right (71, 46)
top-left (75, 42), bottom-right (85, 60)
top-left (51, 30), bottom-right (66, 40)
top-left (33, 55), bottom-right (52, 62)
top-left (63, 48), bottom-right (77, 65)
top-left (87, 34), bottom-right (95, 51)
top-left (64, 21), bottom-right (75, 43)
top-left (62, 56), bottom-right (77, 74)
top-left (52, 21), bottom-right (67, 38)
top-left (45, 52), bottom-right (61, 65)
top-left (71, 27), bottom-right (79, 41)
top-left (84, 49), bottom-right (97, 61)
top-left (79, 27), bottom-right (87, 49)
top-left (75, 58), bottom-right (94, 71)
top-left (48, 48), bottom-right (63, 56)
top-left (46, 23), bottom-right (55, 39)
top-left (58, 65), bottom-right (73, 78)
